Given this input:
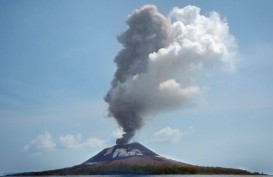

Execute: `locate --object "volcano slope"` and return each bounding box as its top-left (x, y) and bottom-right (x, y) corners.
top-left (11, 142), bottom-right (257, 175)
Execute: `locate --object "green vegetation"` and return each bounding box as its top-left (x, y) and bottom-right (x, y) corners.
top-left (80, 162), bottom-right (253, 175)
top-left (12, 161), bottom-right (259, 176)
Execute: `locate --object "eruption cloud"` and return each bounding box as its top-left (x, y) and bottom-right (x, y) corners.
top-left (105, 5), bottom-right (237, 145)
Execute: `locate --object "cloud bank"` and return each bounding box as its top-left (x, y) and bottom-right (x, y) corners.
top-left (154, 127), bottom-right (183, 143)
top-left (24, 132), bottom-right (104, 153)
top-left (24, 131), bottom-right (56, 152)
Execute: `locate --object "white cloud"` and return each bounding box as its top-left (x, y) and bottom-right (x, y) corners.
top-left (186, 126), bottom-right (196, 134)
top-left (59, 133), bottom-right (104, 149)
top-left (84, 137), bottom-right (105, 148)
top-left (24, 132), bottom-right (105, 152)
top-left (159, 79), bottom-right (201, 99)
top-left (108, 5), bottom-right (237, 118)
top-left (112, 127), bottom-right (124, 138)
top-left (154, 127), bottom-right (183, 143)
top-left (24, 131), bottom-right (56, 151)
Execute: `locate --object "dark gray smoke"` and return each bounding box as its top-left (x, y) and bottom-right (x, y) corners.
top-left (105, 5), bottom-right (237, 145)
top-left (105, 5), bottom-right (172, 145)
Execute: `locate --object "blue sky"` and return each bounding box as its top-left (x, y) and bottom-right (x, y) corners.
top-left (1, 0), bottom-right (273, 175)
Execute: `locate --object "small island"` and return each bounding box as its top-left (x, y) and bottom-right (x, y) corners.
top-left (10, 142), bottom-right (263, 176)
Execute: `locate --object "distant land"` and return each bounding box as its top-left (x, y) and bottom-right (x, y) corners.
top-left (9, 142), bottom-right (263, 175)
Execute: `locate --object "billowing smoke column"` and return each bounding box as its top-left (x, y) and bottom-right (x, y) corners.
top-left (105, 5), bottom-right (172, 145)
top-left (105, 5), bottom-right (237, 145)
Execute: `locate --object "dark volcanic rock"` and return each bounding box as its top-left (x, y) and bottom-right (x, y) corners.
top-left (83, 142), bottom-right (158, 164)
top-left (10, 142), bottom-right (257, 176)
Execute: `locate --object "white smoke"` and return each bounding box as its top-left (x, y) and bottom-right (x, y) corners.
top-left (105, 5), bottom-right (237, 145)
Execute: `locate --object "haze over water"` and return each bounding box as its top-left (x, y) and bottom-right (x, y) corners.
top-left (3, 175), bottom-right (271, 177)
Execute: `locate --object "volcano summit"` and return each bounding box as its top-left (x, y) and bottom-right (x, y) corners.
top-left (11, 142), bottom-right (256, 175)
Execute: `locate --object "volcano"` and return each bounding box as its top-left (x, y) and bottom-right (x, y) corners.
top-left (11, 142), bottom-right (256, 175)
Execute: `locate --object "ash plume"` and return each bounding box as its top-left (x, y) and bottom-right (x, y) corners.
top-left (105, 5), bottom-right (237, 145)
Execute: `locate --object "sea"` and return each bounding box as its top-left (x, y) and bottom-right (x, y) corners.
top-left (2, 175), bottom-right (271, 177)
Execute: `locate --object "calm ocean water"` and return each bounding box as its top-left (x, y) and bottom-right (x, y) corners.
top-left (3, 175), bottom-right (271, 177)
